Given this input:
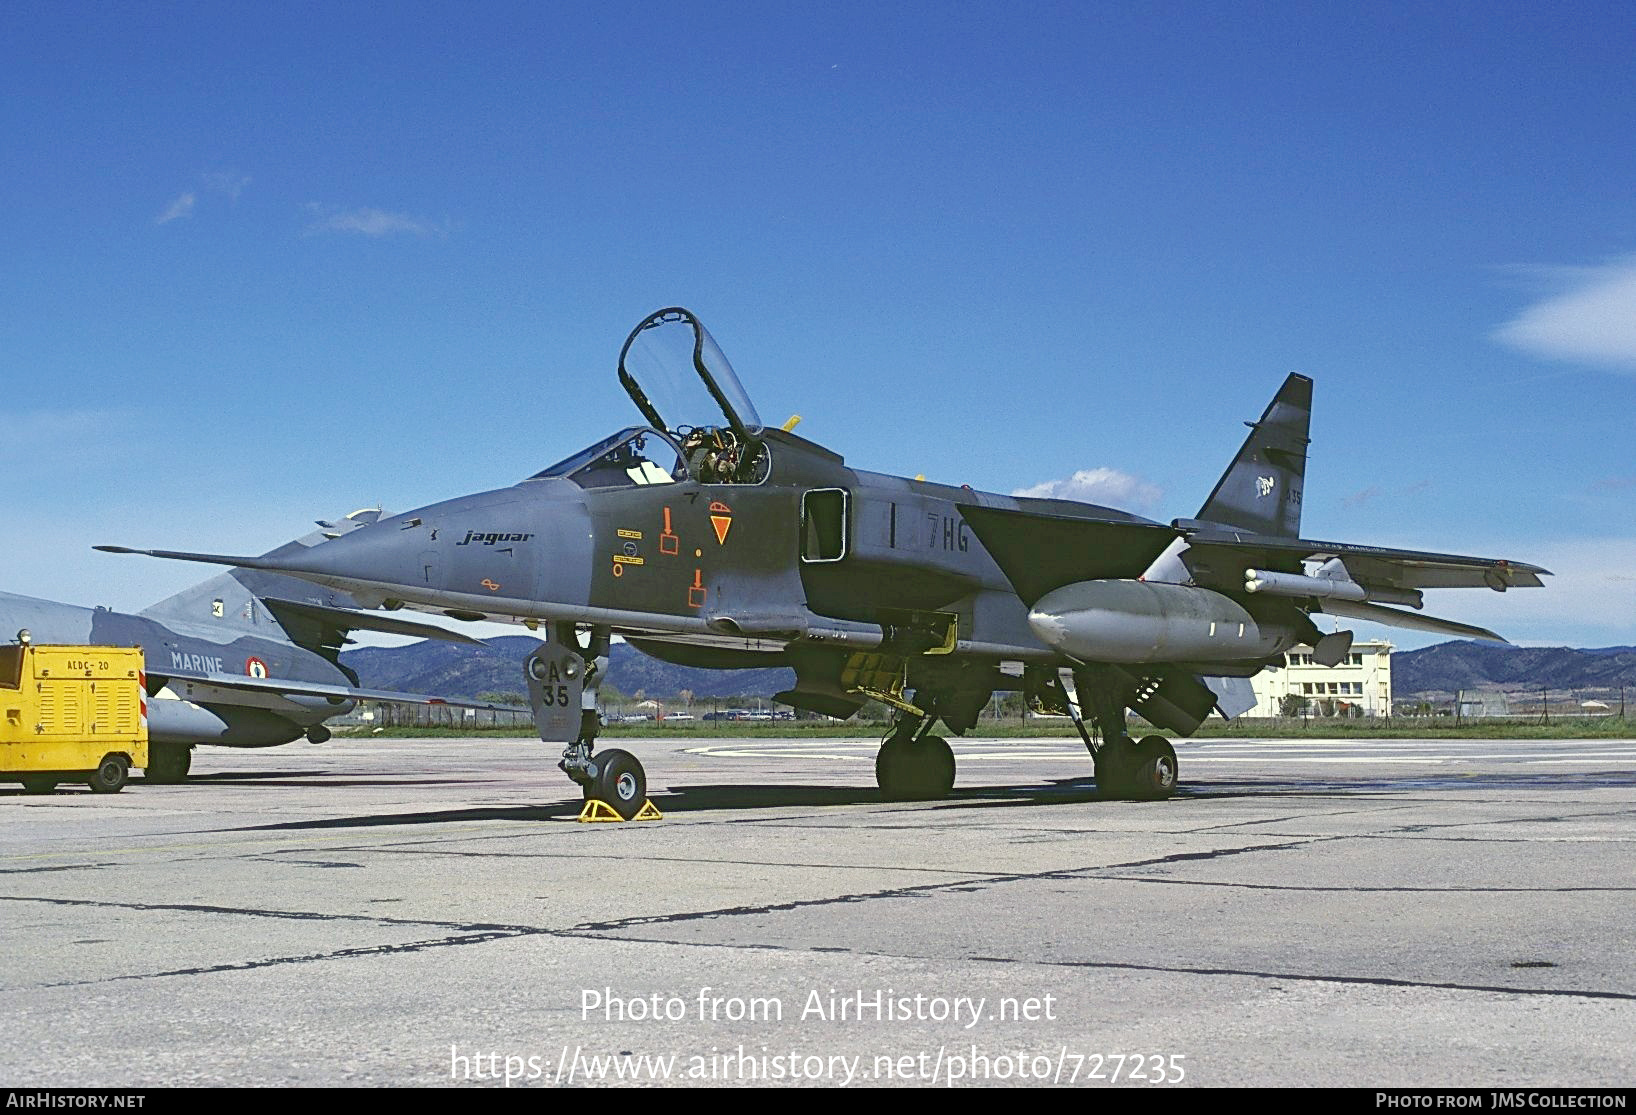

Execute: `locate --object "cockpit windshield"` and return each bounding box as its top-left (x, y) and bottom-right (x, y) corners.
top-left (618, 308), bottom-right (764, 439)
top-left (528, 427), bottom-right (684, 489)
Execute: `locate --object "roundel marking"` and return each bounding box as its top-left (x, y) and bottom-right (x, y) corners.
top-left (246, 656), bottom-right (269, 678)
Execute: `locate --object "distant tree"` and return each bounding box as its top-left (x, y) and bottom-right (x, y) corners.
top-left (1278, 694), bottom-right (1308, 719)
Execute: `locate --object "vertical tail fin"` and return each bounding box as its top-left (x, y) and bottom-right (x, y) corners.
top-left (1194, 373), bottom-right (1311, 538)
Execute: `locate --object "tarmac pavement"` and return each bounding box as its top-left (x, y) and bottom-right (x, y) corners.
top-left (2, 733), bottom-right (1633, 1088)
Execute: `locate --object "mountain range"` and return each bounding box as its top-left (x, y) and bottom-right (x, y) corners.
top-left (343, 636), bottom-right (794, 703)
top-left (1391, 641), bottom-right (1636, 696)
top-left (341, 636), bottom-right (1636, 703)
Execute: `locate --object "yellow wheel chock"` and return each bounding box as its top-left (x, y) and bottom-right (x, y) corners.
top-left (577, 798), bottom-right (664, 823)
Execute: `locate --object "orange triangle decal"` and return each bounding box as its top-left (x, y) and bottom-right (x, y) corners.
top-left (711, 515), bottom-right (732, 545)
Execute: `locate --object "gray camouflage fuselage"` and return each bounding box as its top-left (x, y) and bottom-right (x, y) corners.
top-left (103, 309), bottom-right (1546, 744)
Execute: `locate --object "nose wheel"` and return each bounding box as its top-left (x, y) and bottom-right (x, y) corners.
top-left (581, 748), bottom-right (647, 820)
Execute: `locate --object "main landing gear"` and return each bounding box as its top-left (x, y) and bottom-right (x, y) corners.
top-left (145, 742), bottom-right (192, 784)
top-left (875, 707), bottom-right (957, 802)
top-left (1061, 666), bottom-right (1179, 801)
top-left (525, 624), bottom-right (653, 821)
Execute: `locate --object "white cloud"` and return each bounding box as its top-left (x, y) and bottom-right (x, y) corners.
top-left (0, 409), bottom-right (127, 455)
top-left (1493, 256), bottom-right (1636, 373)
top-left (203, 171), bottom-right (252, 201)
top-left (155, 192), bottom-right (196, 225)
top-left (1012, 467), bottom-right (1163, 511)
top-left (303, 204), bottom-right (450, 238)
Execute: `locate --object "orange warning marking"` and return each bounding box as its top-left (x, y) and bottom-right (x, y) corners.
top-left (688, 568), bottom-right (707, 609)
top-left (660, 506), bottom-right (679, 556)
top-left (708, 500), bottom-right (733, 545)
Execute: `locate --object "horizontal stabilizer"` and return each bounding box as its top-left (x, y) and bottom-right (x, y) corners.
top-left (260, 598), bottom-right (484, 644)
top-left (1319, 599), bottom-right (1508, 643)
top-left (960, 506), bottom-right (1177, 606)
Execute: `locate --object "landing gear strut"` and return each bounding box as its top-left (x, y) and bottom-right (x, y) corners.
top-left (525, 624), bottom-right (649, 821)
top-left (1060, 666), bottom-right (1179, 801)
top-left (874, 703), bottom-right (956, 801)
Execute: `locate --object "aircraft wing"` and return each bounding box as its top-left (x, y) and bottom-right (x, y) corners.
top-left (959, 506), bottom-right (1178, 606)
top-left (1175, 525), bottom-right (1550, 592)
top-left (159, 670), bottom-right (527, 712)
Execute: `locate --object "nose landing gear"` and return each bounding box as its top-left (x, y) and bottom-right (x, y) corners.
top-left (525, 625), bottom-right (658, 822)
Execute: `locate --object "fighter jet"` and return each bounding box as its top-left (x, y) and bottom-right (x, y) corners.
top-left (12, 509), bottom-right (511, 784)
top-left (103, 308), bottom-right (1547, 813)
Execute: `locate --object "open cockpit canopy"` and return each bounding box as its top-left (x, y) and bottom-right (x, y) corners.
top-left (618, 307), bottom-right (763, 439)
top-left (617, 308), bottom-right (772, 485)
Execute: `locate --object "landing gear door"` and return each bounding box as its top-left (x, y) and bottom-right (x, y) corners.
top-left (525, 643), bottom-right (584, 743)
top-left (617, 307), bottom-right (764, 445)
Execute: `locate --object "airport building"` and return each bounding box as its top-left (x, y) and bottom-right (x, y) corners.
top-left (1244, 640), bottom-right (1394, 718)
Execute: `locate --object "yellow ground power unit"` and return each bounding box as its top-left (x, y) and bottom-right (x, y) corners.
top-left (1, 642), bottom-right (149, 794)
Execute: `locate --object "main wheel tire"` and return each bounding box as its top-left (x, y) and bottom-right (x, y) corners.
top-left (1128, 735), bottom-right (1178, 800)
top-left (1094, 736), bottom-right (1136, 798)
top-left (590, 748), bottom-right (647, 820)
top-left (875, 733), bottom-right (957, 801)
top-left (87, 754), bottom-right (130, 794)
top-left (875, 734), bottom-right (913, 800)
top-left (909, 734), bottom-right (956, 800)
top-left (19, 776), bottom-right (57, 795)
top-left (145, 743), bottom-right (192, 784)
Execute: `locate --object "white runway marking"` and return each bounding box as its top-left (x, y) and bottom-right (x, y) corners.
top-left (684, 738), bottom-right (1636, 766)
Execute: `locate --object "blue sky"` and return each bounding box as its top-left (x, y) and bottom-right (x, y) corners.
top-left (4, 1), bottom-right (1634, 649)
